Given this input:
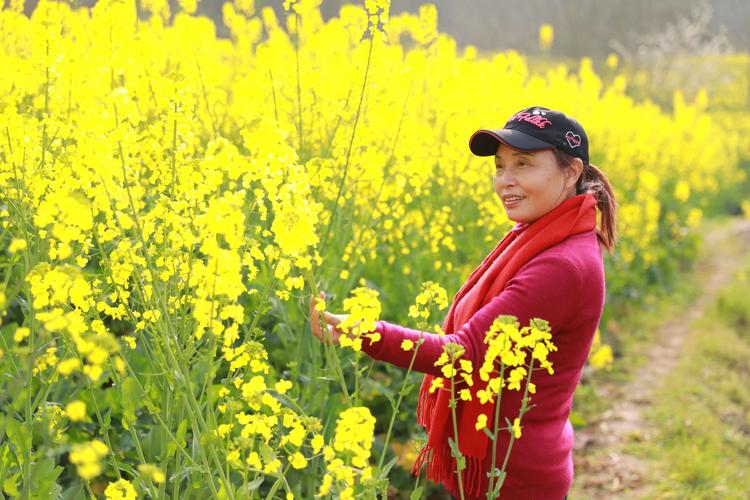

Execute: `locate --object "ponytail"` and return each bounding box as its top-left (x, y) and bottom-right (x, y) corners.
top-left (553, 149), bottom-right (618, 254)
top-left (580, 162), bottom-right (618, 254)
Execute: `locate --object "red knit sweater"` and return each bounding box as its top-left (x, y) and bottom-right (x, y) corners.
top-left (361, 225), bottom-right (605, 499)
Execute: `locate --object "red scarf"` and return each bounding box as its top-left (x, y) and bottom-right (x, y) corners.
top-left (410, 192), bottom-right (598, 497)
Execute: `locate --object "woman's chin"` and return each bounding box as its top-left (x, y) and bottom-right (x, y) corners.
top-left (504, 211), bottom-right (524, 223)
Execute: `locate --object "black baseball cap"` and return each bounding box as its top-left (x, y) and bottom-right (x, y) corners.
top-left (469, 106), bottom-right (589, 164)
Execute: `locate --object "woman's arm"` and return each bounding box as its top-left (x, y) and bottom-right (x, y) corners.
top-left (360, 253), bottom-right (583, 376)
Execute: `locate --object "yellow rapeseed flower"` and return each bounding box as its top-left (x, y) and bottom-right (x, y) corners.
top-left (428, 377), bottom-right (444, 393)
top-left (475, 414), bottom-right (487, 431)
top-left (137, 463), bottom-right (166, 483)
top-left (8, 238), bottom-right (27, 254)
top-left (539, 23), bottom-right (554, 50)
top-left (512, 418), bottom-right (522, 439)
top-left (606, 53), bottom-right (619, 69)
top-left (65, 400), bottom-right (87, 422)
top-left (104, 478), bottom-right (137, 500)
top-left (289, 451), bottom-right (308, 469)
top-left (274, 379), bottom-right (292, 394)
top-left (311, 433), bottom-right (325, 454)
top-left (13, 327), bottom-right (30, 343)
top-left (69, 439), bottom-right (109, 479)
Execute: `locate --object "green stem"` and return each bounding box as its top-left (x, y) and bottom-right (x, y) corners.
top-left (105, 129), bottom-right (233, 496)
top-left (265, 462), bottom-right (293, 500)
top-left (450, 368), bottom-right (465, 500)
top-left (196, 60), bottom-right (218, 138)
top-left (304, 269), bottom-right (351, 406)
top-left (89, 223), bottom-right (203, 473)
top-left (293, 9), bottom-right (303, 158)
top-left (319, 24), bottom-right (376, 255)
top-left (376, 334), bottom-right (425, 472)
top-left (487, 334), bottom-right (510, 498)
top-left (496, 358), bottom-right (536, 494)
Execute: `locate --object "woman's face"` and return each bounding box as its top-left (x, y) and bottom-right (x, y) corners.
top-left (492, 143), bottom-right (582, 224)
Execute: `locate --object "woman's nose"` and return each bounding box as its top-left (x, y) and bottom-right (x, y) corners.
top-left (496, 170), bottom-right (516, 186)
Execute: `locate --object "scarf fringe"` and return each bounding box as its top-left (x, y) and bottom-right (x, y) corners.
top-left (410, 442), bottom-right (487, 498)
top-left (460, 454), bottom-right (485, 498)
top-left (410, 445), bottom-right (430, 476)
top-left (427, 442), bottom-right (451, 483)
top-left (416, 383), bottom-right (437, 427)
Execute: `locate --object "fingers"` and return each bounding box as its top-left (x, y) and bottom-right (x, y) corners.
top-left (309, 292), bottom-right (325, 342)
top-left (310, 291), bottom-right (338, 344)
top-left (310, 290), bottom-right (352, 346)
top-left (323, 310), bottom-right (340, 326)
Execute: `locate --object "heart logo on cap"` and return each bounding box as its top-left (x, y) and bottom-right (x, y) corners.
top-left (565, 131), bottom-right (581, 148)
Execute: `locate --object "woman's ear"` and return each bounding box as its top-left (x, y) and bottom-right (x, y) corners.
top-left (565, 158), bottom-right (584, 189)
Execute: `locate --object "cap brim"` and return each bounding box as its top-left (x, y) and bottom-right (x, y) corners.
top-left (469, 129), bottom-right (556, 156)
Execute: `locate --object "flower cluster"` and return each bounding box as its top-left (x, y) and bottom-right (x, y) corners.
top-left (475, 316), bottom-right (556, 405)
top-left (25, 263), bottom-right (124, 382)
top-left (69, 439), bottom-right (109, 480)
top-left (407, 280), bottom-right (449, 322)
top-left (318, 406), bottom-right (377, 498)
top-left (104, 479), bottom-right (137, 500)
top-left (470, 316), bottom-right (557, 442)
top-left (588, 328), bottom-right (614, 370)
top-left (429, 342), bottom-right (474, 402)
top-left (364, 0), bottom-right (390, 31)
top-left (336, 286), bottom-right (382, 351)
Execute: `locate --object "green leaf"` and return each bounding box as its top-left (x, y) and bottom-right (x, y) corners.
top-left (166, 419), bottom-right (188, 461)
top-left (29, 458), bottom-right (63, 500)
top-left (447, 436), bottom-right (461, 459)
top-left (399, 383), bottom-right (416, 397)
top-left (6, 417), bottom-right (31, 453)
top-left (258, 442), bottom-right (275, 463)
top-left (409, 486), bottom-right (424, 500)
top-left (102, 408), bottom-right (112, 429)
top-left (377, 455), bottom-right (399, 480)
top-left (236, 476), bottom-right (264, 496)
top-left (383, 389), bottom-right (396, 410)
top-left (169, 465), bottom-right (202, 483)
top-left (121, 376), bottom-right (142, 430)
top-left (59, 480), bottom-right (85, 500)
top-left (3, 473), bottom-right (20, 497)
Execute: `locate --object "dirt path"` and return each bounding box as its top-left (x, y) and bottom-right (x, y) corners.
top-left (570, 218), bottom-right (750, 499)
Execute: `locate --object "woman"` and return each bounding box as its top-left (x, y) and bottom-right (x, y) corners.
top-left (310, 106), bottom-right (616, 499)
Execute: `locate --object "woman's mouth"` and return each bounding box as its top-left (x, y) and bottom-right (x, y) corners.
top-left (502, 195), bottom-right (526, 208)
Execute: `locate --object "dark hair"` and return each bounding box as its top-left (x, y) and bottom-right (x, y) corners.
top-left (553, 148), bottom-right (618, 254)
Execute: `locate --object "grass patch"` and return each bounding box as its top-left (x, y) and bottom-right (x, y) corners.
top-left (638, 249), bottom-right (750, 498)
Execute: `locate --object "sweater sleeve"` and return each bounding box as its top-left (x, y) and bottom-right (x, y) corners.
top-left (359, 253), bottom-right (582, 377)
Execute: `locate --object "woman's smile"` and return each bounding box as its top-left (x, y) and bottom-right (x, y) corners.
top-left (502, 194), bottom-right (527, 209)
